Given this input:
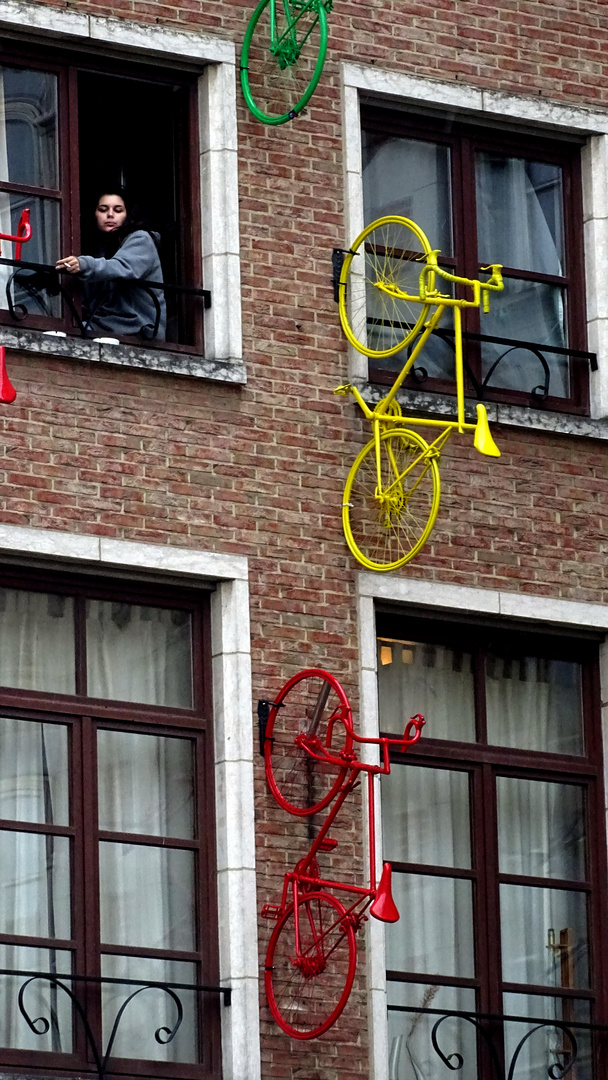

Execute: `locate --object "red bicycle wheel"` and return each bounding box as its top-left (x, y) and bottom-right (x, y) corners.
top-left (265, 891), bottom-right (357, 1039)
top-left (264, 669), bottom-right (353, 816)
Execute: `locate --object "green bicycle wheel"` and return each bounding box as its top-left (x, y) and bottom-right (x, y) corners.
top-left (241, 0), bottom-right (328, 125)
top-left (339, 216), bottom-right (433, 357)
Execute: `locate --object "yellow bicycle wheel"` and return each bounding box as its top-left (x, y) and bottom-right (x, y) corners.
top-left (339, 216), bottom-right (433, 358)
top-left (343, 427), bottom-right (440, 571)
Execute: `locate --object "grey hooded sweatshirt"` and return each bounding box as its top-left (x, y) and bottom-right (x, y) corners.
top-left (77, 230), bottom-right (166, 341)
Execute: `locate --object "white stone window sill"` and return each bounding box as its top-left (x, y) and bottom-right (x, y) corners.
top-left (364, 383), bottom-right (608, 441)
top-left (0, 326), bottom-right (246, 385)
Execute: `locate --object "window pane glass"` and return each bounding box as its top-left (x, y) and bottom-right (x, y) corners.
top-left (387, 874), bottom-right (474, 978)
top-left (387, 983), bottom-right (477, 1080)
top-left (97, 730), bottom-right (194, 839)
top-left (476, 154), bottom-right (564, 274)
top-left (87, 601), bottom-right (193, 707)
top-left (503, 994), bottom-right (591, 1080)
top-left (0, 719), bottom-right (68, 826)
top-left (363, 133), bottom-right (453, 253)
top-left (0, 589), bottom-right (74, 694)
top-left (497, 778), bottom-right (585, 881)
top-left (500, 884), bottom-right (588, 988)
top-left (0, 66), bottom-right (58, 188)
top-left (378, 639), bottom-right (476, 742)
top-left (373, 328), bottom-right (456, 384)
top-left (480, 278), bottom-right (568, 397)
top-left (486, 654), bottom-right (583, 755)
top-left (99, 842), bottom-right (195, 951)
top-left (101, 955), bottom-right (197, 1063)
top-left (383, 765), bottom-right (471, 869)
top-left (0, 192), bottom-right (61, 317)
top-left (0, 945), bottom-right (72, 1052)
top-left (0, 831), bottom-right (70, 939)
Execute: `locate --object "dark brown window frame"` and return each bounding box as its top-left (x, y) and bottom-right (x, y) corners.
top-left (0, 43), bottom-right (203, 355)
top-left (377, 610), bottom-right (608, 1051)
top-left (0, 567), bottom-right (220, 1079)
top-left (362, 106), bottom-right (589, 415)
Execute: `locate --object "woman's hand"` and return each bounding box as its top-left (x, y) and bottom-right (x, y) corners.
top-left (56, 256), bottom-right (81, 274)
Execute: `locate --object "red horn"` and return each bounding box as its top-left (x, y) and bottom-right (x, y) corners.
top-left (0, 348), bottom-right (17, 404)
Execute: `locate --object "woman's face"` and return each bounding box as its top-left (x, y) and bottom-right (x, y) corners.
top-left (95, 195), bottom-right (127, 233)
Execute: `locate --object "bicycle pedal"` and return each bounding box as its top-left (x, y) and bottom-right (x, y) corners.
top-left (261, 904), bottom-right (283, 921)
top-left (318, 838), bottom-right (338, 852)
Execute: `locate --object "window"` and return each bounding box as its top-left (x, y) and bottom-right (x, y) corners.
top-left (361, 107), bottom-right (589, 413)
top-left (0, 47), bottom-right (201, 349)
top-left (0, 571), bottom-right (219, 1076)
top-left (377, 612), bottom-right (606, 1080)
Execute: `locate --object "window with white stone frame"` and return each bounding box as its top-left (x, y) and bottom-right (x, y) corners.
top-left (341, 65), bottom-right (608, 424)
top-left (0, 523), bottom-right (260, 1080)
top-left (0, 4), bottom-right (242, 379)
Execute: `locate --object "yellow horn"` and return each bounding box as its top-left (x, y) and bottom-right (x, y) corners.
top-left (474, 403), bottom-right (500, 457)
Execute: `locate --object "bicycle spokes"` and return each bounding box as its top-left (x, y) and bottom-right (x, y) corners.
top-left (241, 0), bottom-right (329, 124)
top-left (265, 670), bottom-right (353, 816)
top-left (266, 892), bottom-right (357, 1039)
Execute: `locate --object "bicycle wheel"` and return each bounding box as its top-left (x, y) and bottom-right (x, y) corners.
top-left (343, 427), bottom-right (441, 572)
top-left (264, 669), bottom-right (353, 816)
top-left (265, 891), bottom-right (357, 1039)
top-left (339, 216), bottom-right (433, 357)
top-left (241, 0), bottom-right (328, 125)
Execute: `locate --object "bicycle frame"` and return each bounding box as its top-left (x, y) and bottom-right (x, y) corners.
top-left (272, 712), bottom-right (424, 920)
top-left (269, 0), bottom-right (323, 64)
top-left (341, 260), bottom-right (503, 495)
top-left (262, 669), bottom-right (424, 1038)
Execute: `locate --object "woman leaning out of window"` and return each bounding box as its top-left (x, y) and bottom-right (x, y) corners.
top-left (56, 189), bottom-right (166, 342)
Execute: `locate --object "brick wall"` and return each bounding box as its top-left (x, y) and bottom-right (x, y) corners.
top-left (2, 1), bottom-right (608, 1077)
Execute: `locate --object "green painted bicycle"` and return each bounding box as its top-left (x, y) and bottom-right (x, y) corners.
top-left (240, 0), bottom-right (332, 125)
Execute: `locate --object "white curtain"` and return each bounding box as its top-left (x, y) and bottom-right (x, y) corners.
top-left (377, 639), bottom-right (476, 743)
top-left (86, 600), bottom-right (193, 708)
top-left (380, 639), bottom-right (588, 1080)
top-left (0, 717), bottom-right (70, 1050)
top-left (486, 654), bottom-right (583, 755)
top-left (0, 588), bottom-right (74, 694)
top-left (0, 595), bottom-right (197, 1061)
top-left (476, 153), bottom-right (567, 395)
top-left (97, 728), bottom-right (196, 1062)
top-left (363, 134), bottom-right (453, 252)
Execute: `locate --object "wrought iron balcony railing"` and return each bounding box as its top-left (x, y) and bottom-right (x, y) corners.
top-left (0, 256), bottom-right (211, 344)
top-left (0, 966), bottom-right (230, 1080)
top-left (388, 1003), bottom-right (608, 1080)
top-left (400, 326), bottom-right (598, 408)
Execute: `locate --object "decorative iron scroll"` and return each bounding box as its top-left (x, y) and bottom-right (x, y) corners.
top-left (386, 1003), bottom-right (608, 1080)
top-left (0, 256), bottom-right (211, 342)
top-left (0, 967), bottom-right (230, 1080)
top-left (372, 325), bottom-right (597, 408)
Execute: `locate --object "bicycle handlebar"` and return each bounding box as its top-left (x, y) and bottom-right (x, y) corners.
top-left (0, 209), bottom-right (32, 261)
top-left (296, 712), bottom-right (425, 775)
top-left (419, 256), bottom-right (503, 309)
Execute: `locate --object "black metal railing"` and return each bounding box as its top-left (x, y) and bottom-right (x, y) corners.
top-left (0, 967), bottom-right (230, 1080)
top-left (387, 1004), bottom-right (608, 1080)
top-left (403, 326), bottom-right (597, 407)
top-left (0, 257), bottom-right (211, 344)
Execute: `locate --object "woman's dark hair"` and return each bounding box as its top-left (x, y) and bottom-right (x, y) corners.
top-left (94, 189), bottom-right (160, 255)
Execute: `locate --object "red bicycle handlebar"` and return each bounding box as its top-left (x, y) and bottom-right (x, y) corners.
top-left (0, 208), bottom-right (32, 260)
top-left (295, 712), bottom-right (424, 775)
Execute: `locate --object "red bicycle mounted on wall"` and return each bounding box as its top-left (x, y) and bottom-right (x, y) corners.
top-left (259, 668), bottom-right (424, 1039)
top-left (0, 208), bottom-right (32, 404)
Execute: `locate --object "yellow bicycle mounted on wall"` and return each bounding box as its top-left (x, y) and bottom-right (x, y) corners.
top-left (336, 215), bottom-right (504, 573)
